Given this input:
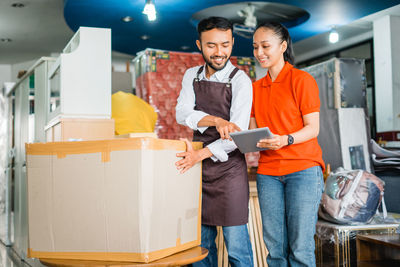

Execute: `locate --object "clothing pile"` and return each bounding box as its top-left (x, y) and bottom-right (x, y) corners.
top-left (319, 168), bottom-right (385, 224)
top-left (370, 139), bottom-right (400, 172)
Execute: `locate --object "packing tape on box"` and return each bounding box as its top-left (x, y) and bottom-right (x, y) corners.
top-left (28, 239), bottom-right (201, 263)
top-left (26, 138), bottom-right (203, 163)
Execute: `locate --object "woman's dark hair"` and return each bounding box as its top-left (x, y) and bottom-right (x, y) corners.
top-left (255, 22), bottom-right (295, 64)
top-left (197, 17), bottom-right (233, 39)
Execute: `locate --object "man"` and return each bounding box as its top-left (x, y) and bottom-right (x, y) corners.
top-left (175, 17), bottom-right (253, 267)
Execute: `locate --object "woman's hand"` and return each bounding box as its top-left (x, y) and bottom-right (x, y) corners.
top-left (257, 134), bottom-right (288, 150)
top-left (255, 112), bottom-right (320, 150)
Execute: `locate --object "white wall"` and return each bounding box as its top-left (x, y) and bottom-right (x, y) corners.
top-left (112, 58), bottom-right (136, 89)
top-left (0, 65), bottom-right (12, 87)
top-left (373, 15), bottom-right (400, 132)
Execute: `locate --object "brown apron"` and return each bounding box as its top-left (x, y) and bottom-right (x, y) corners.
top-left (193, 66), bottom-right (249, 226)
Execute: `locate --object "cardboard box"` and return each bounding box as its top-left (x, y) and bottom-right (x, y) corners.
top-left (45, 118), bottom-right (115, 142)
top-left (26, 138), bottom-right (202, 262)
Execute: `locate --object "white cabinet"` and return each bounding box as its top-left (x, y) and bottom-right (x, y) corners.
top-left (45, 27), bottom-right (114, 141)
top-left (47, 27), bottom-right (112, 124)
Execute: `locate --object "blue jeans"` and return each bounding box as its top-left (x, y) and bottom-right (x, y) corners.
top-left (257, 166), bottom-right (323, 267)
top-left (193, 224), bottom-right (254, 267)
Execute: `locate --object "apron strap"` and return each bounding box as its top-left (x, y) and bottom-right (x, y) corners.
top-left (227, 67), bottom-right (239, 87)
top-left (194, 66), bottom-right (204, 82)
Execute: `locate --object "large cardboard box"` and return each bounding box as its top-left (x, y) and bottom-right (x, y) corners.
top-left (26, 138), bottom-right (202, 262)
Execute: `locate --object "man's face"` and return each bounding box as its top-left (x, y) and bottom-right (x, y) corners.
top-left (196, 28), bottom-right (234, 73)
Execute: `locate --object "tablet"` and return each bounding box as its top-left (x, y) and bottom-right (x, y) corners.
top-left (230, 127), bottom-right (274, 153)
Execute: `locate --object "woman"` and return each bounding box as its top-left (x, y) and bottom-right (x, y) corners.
top-left (250, 22), bottom-right (325, 267)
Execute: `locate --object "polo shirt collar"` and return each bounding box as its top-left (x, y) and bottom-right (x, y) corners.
top-left (262, 61), bottom-right (293, 86)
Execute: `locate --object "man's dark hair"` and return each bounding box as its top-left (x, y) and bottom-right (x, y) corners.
top-left (197, 16), bottom-right (233, 39)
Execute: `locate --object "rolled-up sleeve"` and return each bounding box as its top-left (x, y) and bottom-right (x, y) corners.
top-left (176, 68), bottom-right (208, 133)
top-left (206, 72), bottom-right (253, 162)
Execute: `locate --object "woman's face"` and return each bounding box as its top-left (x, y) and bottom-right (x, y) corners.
top-left (253, 27), bottom-right (287, 69)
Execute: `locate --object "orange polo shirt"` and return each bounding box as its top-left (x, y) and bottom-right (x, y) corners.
top-left (251, 62), bottom-right (325, 176)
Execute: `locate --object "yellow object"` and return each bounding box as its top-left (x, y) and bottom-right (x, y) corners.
top-left (112, 91), bottom-right (157, 135)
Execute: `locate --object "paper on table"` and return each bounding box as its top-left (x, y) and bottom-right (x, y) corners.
top-left (371, 139), bottom-right (400, 158)
top-left (371, 154), bottom-right (400, 166)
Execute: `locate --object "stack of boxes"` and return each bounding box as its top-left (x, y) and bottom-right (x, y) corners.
top-left (25, 30), bottom-right (202, 263)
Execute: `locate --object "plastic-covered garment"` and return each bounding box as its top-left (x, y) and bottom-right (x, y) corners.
top-left (319, 168), bottom-right (385, 224)
top-left (111, 91), bottom-right (157, 135)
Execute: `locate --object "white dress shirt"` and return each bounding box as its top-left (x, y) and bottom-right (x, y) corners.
top-left (176, 60), bottom-right (252, 162)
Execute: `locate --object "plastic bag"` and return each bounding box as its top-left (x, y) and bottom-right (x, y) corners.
top-left (319, 168), bottom-right (385, 224)
top-left (112, 91), bottom-right (157, 135)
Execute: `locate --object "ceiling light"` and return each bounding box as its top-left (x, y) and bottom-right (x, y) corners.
top-left (141, 35), bottom-right (150, 40)
top-left (11, 3), bottom-right (25, 8)
top-left (143, 0), bottom-right (156, 21)
top-left (1, 38), bottom-right (12, 43)
top-left (121, 16), bottom-right (133, 22)
top-left (329, 27), bottom-right (339, 44)
top-left (181, 46), bottom-right (190, 50)
top-left (237, 3), bottom-right (257, 28)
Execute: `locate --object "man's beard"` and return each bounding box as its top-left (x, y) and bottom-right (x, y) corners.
top-left (201, 50), bottom-right (231, 71)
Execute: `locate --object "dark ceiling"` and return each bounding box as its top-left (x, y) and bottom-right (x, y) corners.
top-left (64, 0), bottom-right (400, 57)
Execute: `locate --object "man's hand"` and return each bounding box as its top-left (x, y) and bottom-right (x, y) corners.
top-left (176, 138), bottom-right (212, 173)
top-left (197, 115), bottom-right (241, 140)
top-left (215, 118), bottom-right (241, 140)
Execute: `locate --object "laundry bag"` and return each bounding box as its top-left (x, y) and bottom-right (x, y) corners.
top-left (319, 168), bottom-right (385, 224)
